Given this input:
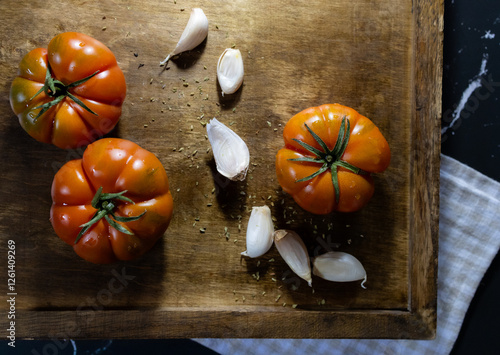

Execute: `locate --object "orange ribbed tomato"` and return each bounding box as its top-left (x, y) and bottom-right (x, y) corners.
top-left (50, 139), bottom-right (173, 264)
top-left (9, 32), bottom-right (126, 149)
top-left (276, 104), bottom-right (391, 214)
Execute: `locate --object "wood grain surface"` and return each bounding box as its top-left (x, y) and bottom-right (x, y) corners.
top-left (0, 0), bottom-right (442, 339)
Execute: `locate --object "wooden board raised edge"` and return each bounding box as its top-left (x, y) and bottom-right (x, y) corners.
top-left (407, 0), bottom-right (443, 339)
top-left (19, 307), bottom-right (426, 339)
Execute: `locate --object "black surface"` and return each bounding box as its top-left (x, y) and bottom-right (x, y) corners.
top-left (441, 0), bottom-right (500, 180)
top-left (2, 1), bottom-right (500, 354)
top-left (3, 339), bottom-right (218, 354)
top-left (444, 1), bottom-right (500, 354)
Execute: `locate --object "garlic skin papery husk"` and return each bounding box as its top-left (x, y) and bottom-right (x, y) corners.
top-left (217, 48), bottom-right (244, 96)
top-left (312, 251), bottom-right (367, 289)
top-left (241, 206), bottom-right (274, 258)
top-left (274, 230), bottom-right (312, 287)
top-left (206, 117), bottom-right (250, 181)
top-left (160, 8), bottom-right (209, 66)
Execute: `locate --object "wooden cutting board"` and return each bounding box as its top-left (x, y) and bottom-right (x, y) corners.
top-left (0, 0), bottom-right (442, 339)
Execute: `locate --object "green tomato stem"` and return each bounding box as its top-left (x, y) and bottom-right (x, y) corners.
top-left (74, 187), bottom-right (146, 244)
top-left (29, 63), bottom-right (99, 121)
top-left (288, 116), bottom-right (366, 204)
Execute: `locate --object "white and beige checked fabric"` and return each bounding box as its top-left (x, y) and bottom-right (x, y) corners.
top-left (195, 155), bottom-right (500, 354)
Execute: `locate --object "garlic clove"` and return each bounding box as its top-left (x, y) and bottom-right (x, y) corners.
top-left (312, 251), bottom-right (367, 288)
top-left (241, 205), bottom-right (274, 258)
top-left (273, 230), bottom-right (312, 287)
top-left (160, 8), bottom-right (209, 66)
top-left (206, 118), bottom-right (250, 181)
top-left (217, 48), bottom-right (244, 96)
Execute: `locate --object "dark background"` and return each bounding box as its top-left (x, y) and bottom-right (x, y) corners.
top-left (4, 0), bottom-right (500, 353)
top-left (443, 0), bottom-right (500, 354)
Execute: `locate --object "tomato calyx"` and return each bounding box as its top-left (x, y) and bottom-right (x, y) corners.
top-left (75, 187), bottom-right (146, 244)
top-left (30, 64), bottom-right (99, 121)
top-left (288, 116), bottom-right (366, 204)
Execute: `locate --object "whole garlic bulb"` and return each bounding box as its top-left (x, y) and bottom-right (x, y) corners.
top-left (206, 118), bottom-right (250, 181)
top-left (312, 251), bottom-right (367, 288)
top-left (241, 206), bottom-right (274, 258)
top-left (217, 48), bottom-right (244, 96)
top-left (274, 230), bottom-right (312, 287)
top-left (160, 8), bottom-right (209, 66)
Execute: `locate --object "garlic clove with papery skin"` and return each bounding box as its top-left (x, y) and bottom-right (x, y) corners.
top-left (206, 118), bottom-right (250, 181)
top-left (217, 48), bottom-right (244, 96)
top-left (241, 206), bottom-right (274, 258)
top-left (274, 230), bottom-right (312, 287)
top-left (312, 251), bottom-right (367, 288)
top-left (160, 8), bottom-right (209, 66)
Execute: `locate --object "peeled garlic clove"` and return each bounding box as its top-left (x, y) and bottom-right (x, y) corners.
top-left (160, 8), bottom-right (209, 66)
top-left (217, 48), bottom-right (244, 96)
top-left (313, 251), bottom-right (367, 288)
top-left (206, 118), bottom-right (250, 181)
top-left (274, 230), bottom-right (312, 287)
top-left (241, 206), bottom-right (274, 258)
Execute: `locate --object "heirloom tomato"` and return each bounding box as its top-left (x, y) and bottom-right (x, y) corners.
top-left (276, 104), bottom-right (390, 214)
top-left (9, 32), bottom-right (126, 149)
top-left (50, 138), bottom-right (173, 264)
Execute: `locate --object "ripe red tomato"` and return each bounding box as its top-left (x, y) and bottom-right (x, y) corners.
top-left (50, 138), bottom-right (173, 264)
top-left (9, 32), bottom-right (126, 149)
top-left (276, 104), bottom-right (391, 214)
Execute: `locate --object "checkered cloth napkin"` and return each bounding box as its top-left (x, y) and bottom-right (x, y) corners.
top-left (195, 155), bottom-right (500, 354)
